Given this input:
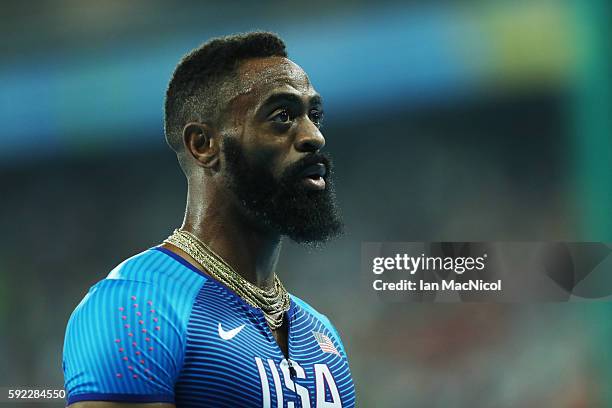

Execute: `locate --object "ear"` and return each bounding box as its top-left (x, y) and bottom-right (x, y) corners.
top-left (182, 122), bottom-right (220, 169)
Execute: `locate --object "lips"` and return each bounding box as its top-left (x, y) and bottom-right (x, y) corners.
top-left (299, 163), bottom-right (327, 190)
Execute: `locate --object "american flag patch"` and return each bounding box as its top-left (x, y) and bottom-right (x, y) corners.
top-left (312, 331), bottom-right (340, 356)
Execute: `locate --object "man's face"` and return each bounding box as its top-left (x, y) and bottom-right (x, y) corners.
top-left (219, 56), bottom-right (342, 244)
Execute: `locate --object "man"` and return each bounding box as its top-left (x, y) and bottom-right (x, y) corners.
top-left (63, 32), bottom-right (356, 407)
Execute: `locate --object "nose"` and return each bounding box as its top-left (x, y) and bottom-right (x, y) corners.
top-left (294, 120), bottom-right (325, 153)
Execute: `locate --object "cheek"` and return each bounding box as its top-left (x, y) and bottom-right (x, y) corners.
top-left (245, 139), bottom-right (291, 179)
top-left (263, 154), bottom-right (286, 181)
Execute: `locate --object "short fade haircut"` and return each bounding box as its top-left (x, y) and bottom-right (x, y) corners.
top-left (164, 32), bottom-right (287, 152)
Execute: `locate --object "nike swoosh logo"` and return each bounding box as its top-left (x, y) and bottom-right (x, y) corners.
top-left (218, 323), bottom-right (245, 340)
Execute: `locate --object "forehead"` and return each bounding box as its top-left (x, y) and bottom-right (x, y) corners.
top-left (231, 57), bottom-right (315, 102)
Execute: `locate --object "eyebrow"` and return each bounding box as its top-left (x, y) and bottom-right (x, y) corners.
top-left (259, 92), bottom-right (323, 111)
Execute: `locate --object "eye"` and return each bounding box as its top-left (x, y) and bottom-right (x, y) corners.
top-left (309, 109), bottom-right (324, 127)
top-left (271, 109), bottom-right (291, 123)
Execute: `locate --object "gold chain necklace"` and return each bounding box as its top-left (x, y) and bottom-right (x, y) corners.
top-left (163, 229), bottom-right (290, 330)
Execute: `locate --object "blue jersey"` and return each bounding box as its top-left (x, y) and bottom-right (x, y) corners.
top-left (63, 247), bottom-right (356, 407)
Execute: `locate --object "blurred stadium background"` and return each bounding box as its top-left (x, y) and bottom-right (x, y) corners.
top-left (1, 1), bottom-right (611, 406)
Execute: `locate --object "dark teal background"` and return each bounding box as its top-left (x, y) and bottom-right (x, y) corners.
top-left (1, 1), bottom-right (610, 406)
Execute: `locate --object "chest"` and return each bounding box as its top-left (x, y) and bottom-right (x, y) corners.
top-left (174, 283), bottom-right (355, 408)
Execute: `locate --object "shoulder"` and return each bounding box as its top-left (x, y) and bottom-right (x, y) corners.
top-left (70, 248), bottom-right (207, 325)
top-left (290, 294), bottom-right (330, 324)
top-left (107, 247), bottom-right (205, 286)
top-left (62, 247), bottom-right (207, 404)
top-left (290, 294), bottom-right (347, 354)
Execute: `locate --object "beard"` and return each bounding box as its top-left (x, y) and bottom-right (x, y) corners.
top-left (222, 137), bottom-right (343, 244)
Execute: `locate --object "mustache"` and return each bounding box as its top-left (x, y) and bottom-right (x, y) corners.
top-left (281, 152), bottom-right (332, 183)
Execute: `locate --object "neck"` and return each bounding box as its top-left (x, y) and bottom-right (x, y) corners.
top-left (172, 182), bottom-right (282, 289)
